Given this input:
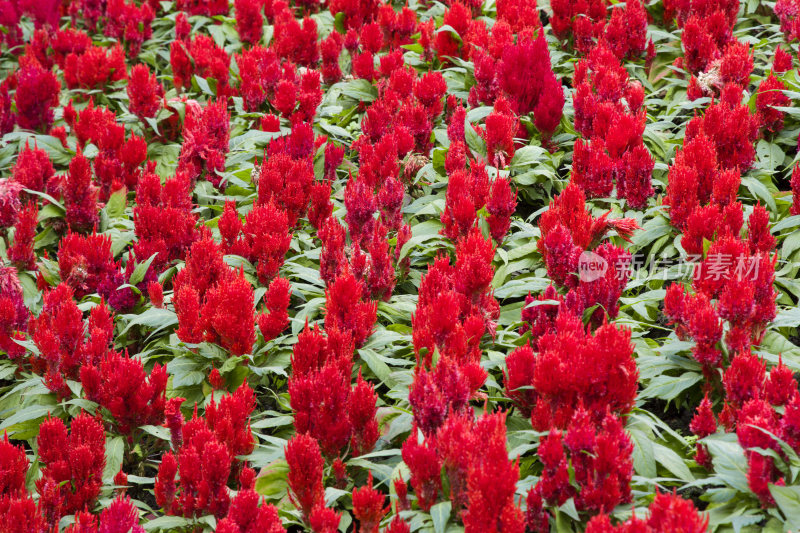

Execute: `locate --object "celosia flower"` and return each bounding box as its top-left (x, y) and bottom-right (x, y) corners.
top-left (127, 63), bottom-right (164, 121)
top-left (349, 370), bottom-right (380, 457)
top-left (12, 142), bottom-right (54, 193)
top-left (58, 232), bottom-right (116, 298)
top-left (63, 152), bottom-right (100, 233)
top-left (258, 277), bottom-right (292, 342)
top-left (462, 411), bottom-right (525, 533)
top-left (216, 488), bottom-right (286, 533)
top-left (723, 352), bottom-right (766, 411)
top-left (234, 0), bottom-right (263, 44)
top-left (690, 394), bottom-right (717, 469)
top-left (0, 432), bottom-right (27, 497)
top-left (36, 413), bottom-right (106, 519)
top-left (324, 271), bottom-right (377, 349)
top-left (64, 44), bottom-right (127, 91)
top-left (7, 201), bottom-right (37, 270)
top-left (486, 177), bottom-right (516, 243)
top-left (483, 108), bottom-right (518, 168)
top-left (586, 491), bottom-right (708, 532)
top-left (289, 359), bottom-right (353, 456)
top-left (352, 473), bottom-right (387, 533)
top-left (503, 343), bottom-right (537, 417)
top-left (773, 46), bottom-right (793, 73)
top-left (409, 356), bottom-right (471, 436)
top-left (792, 164), bottom-right (800, 216)
top-left (66, 495), bottom-right (144, 532)
top-left (756, 75), bottom-right (790, 135)
top-left (258, 152), bottom-right (315, 226)
top-left (200, 269), bottom-right (256, 355)
top-left (0, 82), bottom-right (14, 136)
top-left (310, 506), bottom-right (341, 533)
top-left (401, 429), bottom-right (442, 511)
top-left (80, 351), bottom-right (168, 434)
top-left (134, 170), bottom-right (198, 272)
top-left (766, 358), bottom-right (797, 407)
top-left (271, 10), bottom-right (319, 66)
top-left (736, 399), bottom-right (783, 506)
top-left (286, 433), bottom-right (325, 521)
top-left (178, 99), bottom-right (230, 187)
top-left (15, 59), bottom-right (60, 132)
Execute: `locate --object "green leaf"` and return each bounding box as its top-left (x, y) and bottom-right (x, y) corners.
top-left (639, 372), bottom-right (702, 401)
top-left (255, 460), bottom-right (289, 501)
top-left (430, 501), bottom-right (452, 533)
top-left (103, 436), bottom-right (125, 482)
top-left (337, 79), bottom-right (378, 102)
top-left (704, 434), bottom-right (750, 493)
top-left (167, 356), bottom-right (206, 388)
top-left (128, 253), bottom-right (159, 286)
top-left (105, 188), bottom-right (127, 219)
top-left (653, 442), bottom-right (694, 481)
top-left (142, 516), bottom-right (193, 531)
top-left (770, 484), bottom-right (800, 530)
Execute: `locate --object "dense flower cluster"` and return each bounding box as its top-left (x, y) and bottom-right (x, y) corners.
top-left (571, 45), bottom-right (654, 207)
top-left (508, 309), bottom-right (638, 430)
top-left (155, 384), bottom-right (256, 518)
top-left (0, 0), bottom-right (795, 530)
top-left (552, 0), bottom-right (649, 59)
top-left (534, 183), bottom-right (637, 322)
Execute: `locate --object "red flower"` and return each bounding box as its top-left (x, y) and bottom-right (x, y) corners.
top-left (792, 164), bottom-right (800, 216)
top-left (178, 99), bottom-right (230, 187)
top-left (349, 370), bottom-right (380, 457)
top-left (483, 107), bottom-right (518, 168)
top-left (503, 343), bottom-right (537, 417)
top-left (409, 356), bottom-right (471, 436)
top-left (286, 433), bottom-right (325, 521)
top-left (352, 473), bottom-right (387, 533)
top-left (272, 11), bottom-right (319, 67)
top-left (289, 358), bottom-right (353, 457)
top-left (486, 177), bottom-right (517, 243)
top-left (128, 63), bottom-right (164, 121)
top-left (216, 488), bottom-right (286, 533)
top-left (401, 429), bottom-right (441, 511)
top-left (170, 35), bottom-right (230, 94)
top-left (571, 139), bottom-right (614, 199)
top-left (36, 413), bottom-right (106, 520)
top-left (258, 277), bottom-right (292, 342)
top-left (773, 46), bottom-right (793, 73)
top-left (200, 269), bottom-right (256, 356)
top-left (7, 201), bottom-right (37, 270)
top-left (586, 491), bottom-right (708, 532)
top-left (104, 0), bottom-right (155, 55)
top-left (58, 232), bottom-right (116, 298)
top-left (64, 44), bottom-right (127, 91)
top-left (310, 506), bottom-right (341, 533)
top-left (234, 0), bottom-right (263, 44)
top-left (134, 170), bottom-right (199, 272)
top-left (15, 59), bottom-right (60, 132)
top-left (462, 411), bottom-right (525, 533)
top-left (62, 152), bottom-right (100, 233)
top-left (324, 271), bottom-right (377, 349)
top-left (618, 143), bottom-right (654, 209)
top-left (756, 75), bottom-right (790, 135)
top-left (0, 433), bottom-right (27, 497)
top-left (80, 351), bottom-right (168, 434)
top-left (12, 142), bottom-right (54, 193)
top-left (258, 152), bottom-right (315, 226)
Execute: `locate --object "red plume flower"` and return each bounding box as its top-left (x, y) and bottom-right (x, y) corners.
top-left (286, 433), bottom-right (325, 521)
top-left (352, 472), bottom-right (388, 533)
